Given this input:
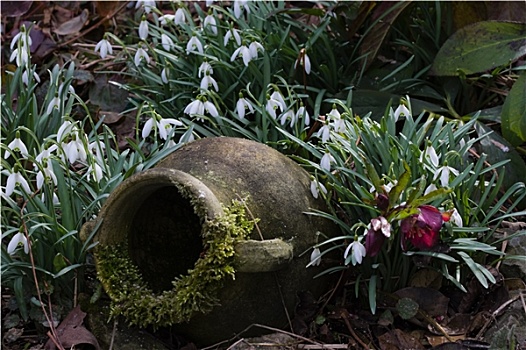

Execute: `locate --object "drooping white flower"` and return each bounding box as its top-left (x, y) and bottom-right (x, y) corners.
top-left (135, 0), bottom-right (156, 13)
top-left (236, 94), bottom-right (254, 119)
top-left (161, 67), bottom-right (169, 84)
top-left (5, 169), bottom-right (31, 196)
top-left (9, 46), bottom-right (29, 67)
top-left (393, 104), bottom-right (411, 122)
top-left (294, 49), bottom-right (311, 74)
top-left (184, 99), bottom-right (205, 116)
top-left (296, 103), bottom-right (310, 126)
top-left (7, 232), bottom-right (29, 255)
top-left (309, 247), bottom-right (322, 267)
top-left (35, 145), bottom-right (58, 167)
top-left (316, 124), bottom-right (330, 143)
top-left (10, 25), bottom-right (32, 51)
top-left (95, 38), bottom-right (113, 59)
top-left (270, 90), bottom-right (286, 111)
top-left (158, 118), bottom-right (183, 140)
top-left (224, 27), bottom-right (241, 46)
top-left (186, 35), bottom-right (203, 55)
top-left (279, 109), bottom-right (296, 128)
top-left (36, 162), bottom-right (58, 190)
top-left (320, 152), bottom-right (335, 171)
top-left (138, 16), bottom-right (149, 40)
top-left (159, 14), bottom-right (175, 26)
top-left (450, 208), bottom-right (463, 227)
top-left (46, 95), bottom-right (61, 115)
top-left (422, 143), bottom-right (440, 168)
top-left (344, 240), bottom-right (366, 265)
top-left (310, 179), bottom-right (327, 199)
top-left (200, 73), bottom-right (219, 92)
top-left (4, 133), bottom-right (29, 159)
top-left (327, 107), bottom-right (345, 133)
top-left (203, 13), bottom-right (218, 35)
top-left (248, 41), bottom-right (264, 59)
top-left (134, 47), bottom-right (150, 66)
top-left (434, 164), bottom-right (459, 187)
top-left (87, 163), bottom-right (104, 183)
top-left (198, 61), bottom-right (213, 78)
top-left (265, 95), bottom-right (282, 119)
top-left (159, 34), bottom-right (174, 51)
top-left (22, 69), bottom-right (41, 86)
top-left (56, 120), bottom-right (76, 143)
top-left (174, 7), bottom-right (186, 25)
top-left (233, 0), bottom-right (250, 19)
top-left (203, 99), bottom-right (219, 118)
top-left (230, 44), bottom-right (252, 66)
top-left (424, 183), bottom-right (437, 195)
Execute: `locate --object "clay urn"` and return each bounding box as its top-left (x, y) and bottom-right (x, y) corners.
top-left (91, 137), bottom-right (337, 346)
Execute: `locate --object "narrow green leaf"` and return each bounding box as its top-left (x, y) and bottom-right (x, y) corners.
top-left (389, 161), bottom-right (411, 208)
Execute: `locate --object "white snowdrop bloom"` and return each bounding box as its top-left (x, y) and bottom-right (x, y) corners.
top-left (134, 47), bottom-right (150, 66)
top-left (198, 61), bottom-right (213, 78)
top-left (46, 95), bottom-right (61, 115)
top-left (5, 169), bottom-right (31, 196)
top-left (327, 106), bottom-right (341, 120)
top-left (248, 41), bottom-right (264, 59)
top-left (331, 117), bottom-right (345, 133)
top-left (10, 26), bottom-right (32, 50)
top-left (89, 140), bottom-right (106, 163)
top-left (422, 144), bottom-right (440, 168)
top-left (230, 44), bottom-right (252, 66)
top-left (135, 0), bottom-right (156, 13)
top-left (161, 33), bottom-right (174, 51)
top-left (7, 232), bottom-right (29, 255)
top-left (309, 247), bottom-right (321, 266)
top-left (320, 152), bottom-right (335, 171)
top-left (161, 67), bottom-right (169, 84)
top-left (35, 145), bottom-right (58, 168)
top-left (94, 38), bottom-right (113, 59)
top-left (203, 14), bottom-right (218, 35)
top-left (87, 163), bottom-right (104, 183)
top-left (200, 73), bottom-right (219, 92)
top-left (450, 208), bottom-right (463, 227)
top-left (310, 179), bottom-right (327, 199)
top-left (174, 7), bottom-right (186, 25)
top-left (138, 17), bottom-right (149, 40)
top-left (206, 0), bottom-right (214, 6)
top-left (184, 99), bottom-right (205, 116)
top-left (265, 96), bottom-right (282, 119)
top-left (344, 240), bottom-right (366, 265)
top-left (296, 103), bottom-right (310, 126)
top-left (142, 117), bottom-right (155, 139)
top-left (203, 100), bottom-right (219, 118)
top-left (270, 90), bottom-right (286, 111)
top-left (36, 163), bottom-right (58, 190)
top-left (159, 14), bottom-right (175, 26)
top-left (186, 35), bottom-right (203, 55)
top-left (41, 191), bottom-right (60, 206)
top-left (158, 118), bottom-right (183, 140)
top-left (224, 27), bottom-right (241, 46)
top-left (383, 180), bottom-right (397, 193)
top-left (393, 104), bottom-right (411, 122)
top-left (22, 69), bottom-right (41, 86)
top-left (236, 95), bottom-right (254, 119)
top-left (294, 50), bottom-right (311, 74)
top-left (4, 134), bottom-right (29, 159)
top-left (56, 120), bottom-right (76, 143)
top-left (279, 109), bottom-right (296, 128)
top-left (317, 124), bottom-right (330, 143)
top-left (424, 183), bottom-right (437, 195)
top-left (9, 46), bottom-right (29, 67)
top-left (233, 0), bottom-right (250, 19)
top-left (434, 164), bottom-right (459, 187)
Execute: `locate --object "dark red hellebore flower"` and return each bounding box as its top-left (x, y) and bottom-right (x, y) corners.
top-left (400, 205), bottom-right (443, 251)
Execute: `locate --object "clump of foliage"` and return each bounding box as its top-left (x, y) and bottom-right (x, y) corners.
top-left (95, 199), bottom-right (254, 328)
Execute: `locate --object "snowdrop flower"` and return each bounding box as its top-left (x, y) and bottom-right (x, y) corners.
top-left (22, 69), bottom-right (41, 86)
top-left (294, 48), bottom-right (311, 74)
top-left (200, 72), bottom-right (219, 92)
top-left (46, 95), bottom-right (61, 115)
top-left (296, 102), bottom-right (310, 126)
top-left (327, 105), bottom-right (341, 120)
top-left (265, 94), bottom-right (283, 119)
top-left (206, 0), bottom-right (214, 6)
top-left (203, 12), bottom-right (218, 35)
top-left (316, 123), bottom-right (330, 143)
top-left (233, 0), bottom-right (250, 19)
top-left (158, 118), bottom-right (183, 140)
top-left (270, 90), bottom-right (286, 111)
top-left (424, 183), bottom-right (437, 195)
top-left (383, 180), bottom-right (397, 193)
top-left (5, 167), bottom-right (31, 196)
top-left (224, 26), bottom-right (241, 46)
top-left (95, 38), bottom-right (113, 59)
top-left (309, 247), bottom-right (322, 266)
top-left (248, 41), bottom-right (264, 59)
top-left (134, 46), bottom-right (150, 66)
top-left (4, 132), bottom-right (29, 159)
top-left (35, 145), bottom-right (58, 167)
top-left (159, 14), bottom-right (175, 26)
top-left (230, 44), bottom-right (252, 66)
top-left (88, 140), bottom-right (106, 163)
top-left (161, 33), bottom-right (174, 51)
top-left (135, 0), bottom-right (156, 13)
top-left (41, 192), bottom-right (60, 206)
top-left (62, 135), bottom-right (87, 164)
top-left (422, 143), bottom-right (439, 168)
top-left (10, 25), bottom-right (31, 51)
top-left (138, 16), bottom-right (149, 40)
top-left (320, 152), bottom-right (335, 171)
top-left (174, 7), bottom-right (187, 25)
top-left (310, 179), bottom-right (327, 199)
top-left (56, 120), bottom-right (76, 143)
top-left (344, 239), bottom-right (366, 265)
top-left (198, 61), bottom-right (213, 78)
top-left (7, 232), bottom-right (29, 255)
top-left (87, 163), bottom-right (104, 183)
top-left (450, 208), bottom-right (463, 227)
top-left (9, 46), bottom-right (29, 67)
top-left (36, 162), bottom-right (58, 190)
top-left (161, 67), bottom-right (169, 84)
top-left (236, 93), bottom-right (254, 119)
top-left (186, 34), bottom-right (203, 55)
top-left (393, 104), bottom-right (411, 122)
top-left (434, 163), bottom-right (459, 187)
top-left (327, 106), bottom-right (345, 133)
top-left (184, 97), bottom-right (218, 119)
top-left (279, 109), bottom-right (296, 127)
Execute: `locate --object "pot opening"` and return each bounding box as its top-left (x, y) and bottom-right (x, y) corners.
top-left (128, 185), bottom-right (203, 292)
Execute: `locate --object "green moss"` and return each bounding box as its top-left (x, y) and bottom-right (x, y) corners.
top-left (95, 199), bottom-right (256, 329)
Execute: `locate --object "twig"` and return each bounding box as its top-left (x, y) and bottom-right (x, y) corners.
top-left (338, 309), bottom-right (375, 350)
top-left (109, 318), bottom-right (118, 350)
top-left (235, 194), bottom-right (264, 240)
top-left (475, 293), bottom-right (521, 340)
top-left (274, 273), bottom-right (293, 332)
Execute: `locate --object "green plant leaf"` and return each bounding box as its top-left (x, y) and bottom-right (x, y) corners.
top-left (431, 21), bottom-right (526, 76)
top-left (396, 297), bottom-right (419, 320)
top-left (501, 72), bottom-right (526, 146)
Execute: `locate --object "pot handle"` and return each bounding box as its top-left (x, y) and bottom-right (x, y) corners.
top-left (234, 239), bottom-right (293, 273)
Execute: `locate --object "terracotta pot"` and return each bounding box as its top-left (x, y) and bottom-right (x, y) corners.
top-left (91, 137), bottom-right (337, 345)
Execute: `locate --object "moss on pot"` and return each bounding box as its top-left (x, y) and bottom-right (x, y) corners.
top-left (95, 199), bottom-right (256, 329)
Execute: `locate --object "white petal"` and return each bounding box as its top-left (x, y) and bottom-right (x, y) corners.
top-left (142, 118), bottom-right (154, 139)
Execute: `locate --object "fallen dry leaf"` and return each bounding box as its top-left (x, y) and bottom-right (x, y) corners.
top-left (44, 305), bottom-right (100, 350)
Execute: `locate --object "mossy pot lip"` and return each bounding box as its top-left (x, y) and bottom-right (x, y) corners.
top-left (96, 167), bottom-right (224, 246)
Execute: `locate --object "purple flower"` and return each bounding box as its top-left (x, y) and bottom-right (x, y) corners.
top-left (400, 205), bottom-right (443, 251)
